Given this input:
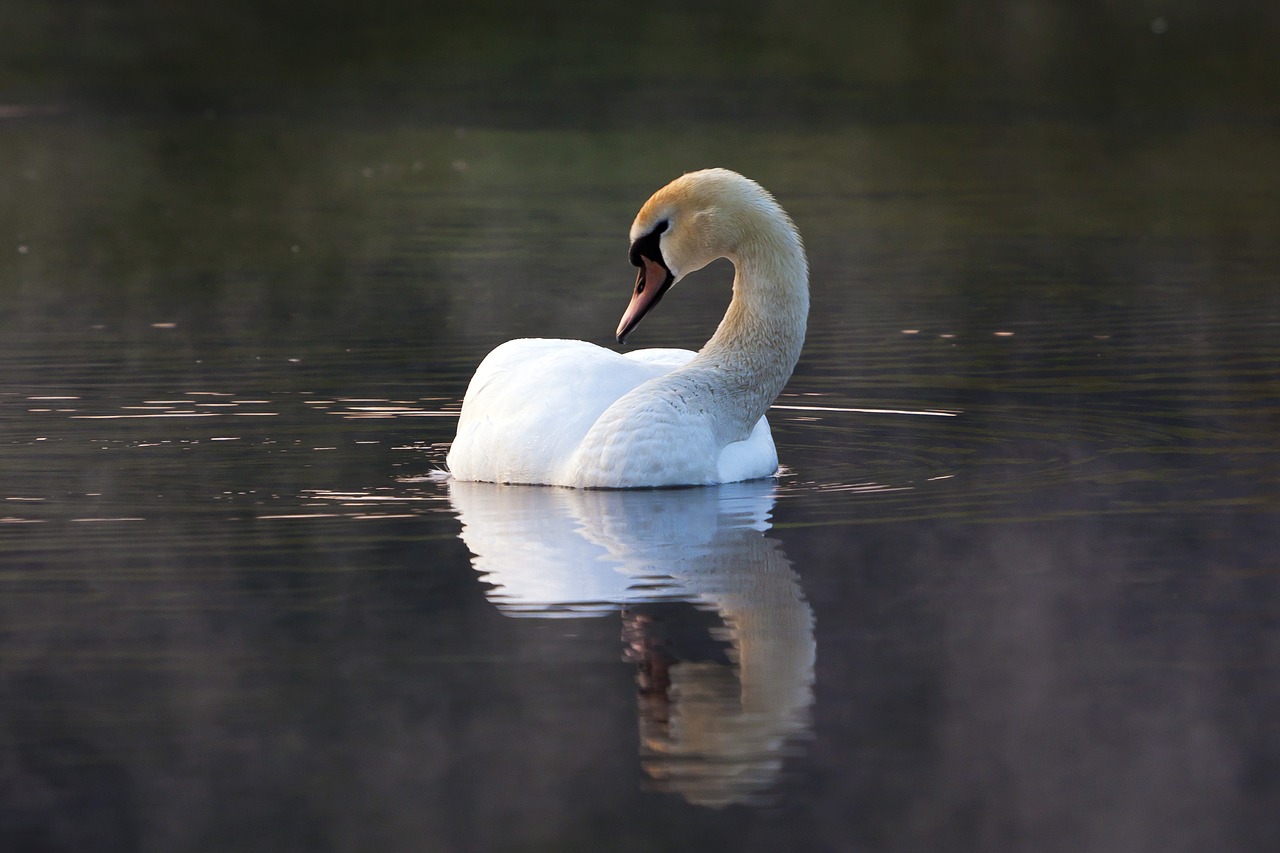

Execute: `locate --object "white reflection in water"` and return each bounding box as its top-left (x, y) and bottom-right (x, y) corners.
top-left (447, 479), bottom-right (815, 807)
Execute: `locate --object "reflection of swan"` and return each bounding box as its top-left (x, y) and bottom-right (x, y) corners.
top-left (447, 169), bottom-right (809, 487)
top-left (447, 479), bottom-right (815, 806)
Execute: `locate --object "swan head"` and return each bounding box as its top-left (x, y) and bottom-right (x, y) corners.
top-left (617, 168), bottom-right (797, 344)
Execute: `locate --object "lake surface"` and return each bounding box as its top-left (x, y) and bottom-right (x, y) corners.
top-left (3, 10), bottom-right (1280, 849)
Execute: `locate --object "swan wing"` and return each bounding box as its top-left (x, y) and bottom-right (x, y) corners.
top-left (447, 339), bottom-right (692, 484)
top-left (622, 347), bottom-right (697, 370)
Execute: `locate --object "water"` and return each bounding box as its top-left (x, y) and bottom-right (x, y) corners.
top-left (3, 14), bottom-right (1280, 850)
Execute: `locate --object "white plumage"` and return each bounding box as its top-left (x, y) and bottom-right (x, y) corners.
top-left (447, 169), bottom-right (808, 488)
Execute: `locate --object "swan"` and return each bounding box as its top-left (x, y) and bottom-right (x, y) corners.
top-left (446, 168), bottom-right (809, 488)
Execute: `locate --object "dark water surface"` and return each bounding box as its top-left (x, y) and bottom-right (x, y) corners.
top-left (3, 8), bottom-right (1280, 850)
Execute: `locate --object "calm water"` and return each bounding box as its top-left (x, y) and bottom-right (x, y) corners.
top-left (3, 16), bottom-right (1280, 850)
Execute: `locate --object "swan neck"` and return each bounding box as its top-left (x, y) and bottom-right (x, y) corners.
top-left (704, 236), bottom-right (808, 369)
top-left (687, 226), bottom-right (808, 440)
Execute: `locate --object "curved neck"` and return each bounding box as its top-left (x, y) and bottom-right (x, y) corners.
top-left (683, 224), bottom-right (809, 442)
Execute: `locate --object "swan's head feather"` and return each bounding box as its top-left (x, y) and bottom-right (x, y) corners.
top-left (618, 168), bottom-right (803, 343)
top-left (630, 168), bottom-right (796, 279)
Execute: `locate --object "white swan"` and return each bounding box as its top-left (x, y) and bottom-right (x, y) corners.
top-left (447, 168), bottom-right (809, 488)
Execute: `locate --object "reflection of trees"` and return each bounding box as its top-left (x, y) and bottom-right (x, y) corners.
top-left (448, 480), bottom-right (815, 807)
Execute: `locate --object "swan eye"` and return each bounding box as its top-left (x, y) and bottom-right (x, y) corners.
top-left (629, 219), bottom-right (670, 268)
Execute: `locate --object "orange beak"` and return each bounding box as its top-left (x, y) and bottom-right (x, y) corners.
top-left (616, 255), bottom-right (674, 344)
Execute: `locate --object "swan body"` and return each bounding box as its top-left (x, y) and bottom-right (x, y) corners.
top-left (447, 168), bottom-right (808, 488)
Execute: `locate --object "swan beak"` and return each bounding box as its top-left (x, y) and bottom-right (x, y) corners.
top-left (616, 256), bottom-right (674, 344)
